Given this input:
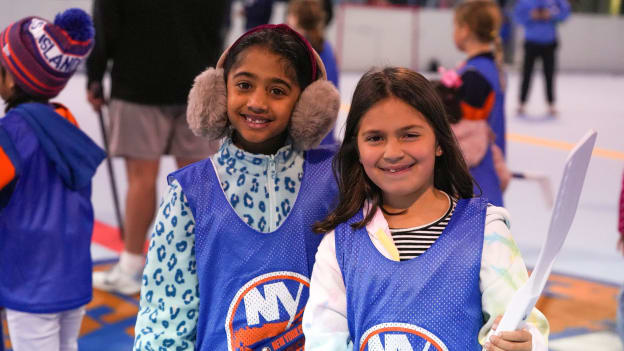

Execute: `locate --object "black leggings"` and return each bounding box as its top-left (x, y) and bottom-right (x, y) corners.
top-left (519, 41), bottom-right (558, 104)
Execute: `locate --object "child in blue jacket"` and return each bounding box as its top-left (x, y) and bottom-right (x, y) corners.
top-left (514, 0), bottom-right (571, 116)
top-left (453, 0), bottom-right (507, 206)
top-left (0, 9), bottom-right (105, 351)
top-left (287, 0), bottom-right (340, 145)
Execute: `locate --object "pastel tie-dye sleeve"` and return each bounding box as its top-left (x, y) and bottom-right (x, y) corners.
top-left (303, 232), bottom-right (354, 351)
top-left (479, 205), bottom-right (550, 350)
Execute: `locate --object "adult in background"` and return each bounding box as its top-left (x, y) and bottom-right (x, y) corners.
top-left (86, 0), bottom-right (227, 295)
top-left (514, 0), bottom-right (570, 116)
top-left (287, 0), bottom-right (340, 145)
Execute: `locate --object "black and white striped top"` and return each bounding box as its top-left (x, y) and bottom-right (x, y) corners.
top-left (389, 197), bottom-right (457, 261)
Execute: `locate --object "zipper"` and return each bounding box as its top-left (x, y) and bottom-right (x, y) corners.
top-left (267, 155), bottom-right (277, 231)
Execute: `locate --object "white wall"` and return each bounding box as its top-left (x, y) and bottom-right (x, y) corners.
top-left (415, 8), bottom-right (465, 71)
top-left (337, 6), bottom-right (417, 70)
top-left (1, 1), bottom-right (622, 73)
top-left (331, 4), bottom-right (624, 73)
top-left (555, 14), bottom-right (624, 72)
top-left (0, 0), bottom-right (91, 28)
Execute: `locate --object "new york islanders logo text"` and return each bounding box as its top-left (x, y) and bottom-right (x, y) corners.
top-left (225, 272), bottom-right (309, 351)
top-left (360, 323), bottom-right (449, 351)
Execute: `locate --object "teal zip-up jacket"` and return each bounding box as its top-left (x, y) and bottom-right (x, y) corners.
top-left (133, 138), bottom-right (305, 350)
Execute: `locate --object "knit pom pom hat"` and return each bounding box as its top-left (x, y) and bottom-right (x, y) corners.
top-left (0, 8), bottom-right (95, 99)
top-left (187, 24), bottom-right (340, 151)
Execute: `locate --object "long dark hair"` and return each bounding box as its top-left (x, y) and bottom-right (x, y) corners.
top-left (314, 67), bottom-right (474, 233)
top-left (0, 64), bottom-right (48, 113)
top-left (223, 26), bottom-right (320, 92)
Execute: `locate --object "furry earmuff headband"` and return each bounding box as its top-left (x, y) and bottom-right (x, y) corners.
top-left (187, 24), bottom-right (340, 151)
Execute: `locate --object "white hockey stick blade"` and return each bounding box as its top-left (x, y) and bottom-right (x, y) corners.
top-left (488, 129), bottom-right (598, 337)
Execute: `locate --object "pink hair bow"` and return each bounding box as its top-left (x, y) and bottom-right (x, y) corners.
top-left (438, 67), bottom-right (462, 89)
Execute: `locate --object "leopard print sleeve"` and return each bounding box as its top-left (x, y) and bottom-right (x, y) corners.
top-left (134, 179), bottom-right (198, 350)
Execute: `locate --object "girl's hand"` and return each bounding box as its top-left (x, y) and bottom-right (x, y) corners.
top-left (484, 316), bottom-right (532, 351)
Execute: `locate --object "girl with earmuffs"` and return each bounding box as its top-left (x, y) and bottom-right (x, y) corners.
top-left (133, 24), bottom-right (340, 350)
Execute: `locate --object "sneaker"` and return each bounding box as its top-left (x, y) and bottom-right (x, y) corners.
top-left (548, 104), bottom-right (558, 117)
top-left (93, 263), bottom-right (142, 295)
top-left (516, 104), bottom-right (526, 116)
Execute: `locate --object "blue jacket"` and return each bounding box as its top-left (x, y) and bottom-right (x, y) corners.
top-left (514, 0), bottom-right (571, 44)
top-left (319, 40), bottom-right (339, 146)
top-left (460, 56), bottom-right (504, 206)
top-left (320, 40), bottom-right (339, 89)
top-left (0, 103), bottom-right (105, 313)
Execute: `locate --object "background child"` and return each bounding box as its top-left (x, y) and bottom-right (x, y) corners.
top-left (287, 0), bottom-right (340, 145)
top-left (453, 0), bottom-right (507, 206)
top-left (0, 9), bottom-right (104, 351)
top-left (514, 0), bottom-right (571, 116)
top-left (302, 67), bottom-right (549, 351)
top-left (287, 0), bottom-right (339, 89)
top-left (433, 71), bottom-right (511, 191)
top-left (133, 24), bottom-right (340, 350)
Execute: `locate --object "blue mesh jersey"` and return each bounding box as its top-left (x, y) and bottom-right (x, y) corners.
top-left (462, 56), bottom-right (505, 157)
top-left (460, 56), bottom-right (505, 206)
top-left (335, 198), bottom-right (487, 350)
top-left (0, 103), bottom-right (104, 313)
top-left (169, 146), bottom-right (337, 351)
top-left (470, 147), bottom-right (502, 207)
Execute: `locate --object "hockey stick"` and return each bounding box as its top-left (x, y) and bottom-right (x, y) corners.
top-left (484, 130), bottom-right (597, 345)
top-left (96, 106), bottom-right (125, 240)
top-left (511, 171), bottom-right (555, 208)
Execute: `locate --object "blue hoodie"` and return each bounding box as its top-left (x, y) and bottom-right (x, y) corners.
top-left (0, 102), bottom-right (105, 313)
top-left (514, 0), bottom-right (571, 44)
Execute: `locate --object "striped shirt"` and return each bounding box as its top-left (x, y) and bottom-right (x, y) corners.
top-left (390, 197), bottom-right (457, 261)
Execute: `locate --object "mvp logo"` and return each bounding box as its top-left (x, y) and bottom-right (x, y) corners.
top-left (360, 323), bottom-right (448, 351)
top-left (225, 272), bottom-right (309, 351)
